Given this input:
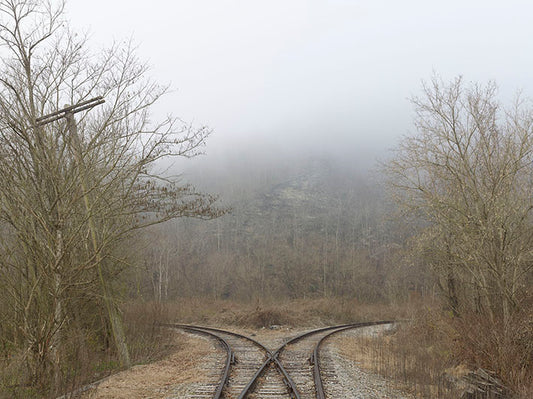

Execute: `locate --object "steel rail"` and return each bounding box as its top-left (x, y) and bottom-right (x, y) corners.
top-left (268, 323), bottom-right (362, 398)
top-left (270, 356), bottom-right (301, 399)
top-left (168, 325), bottom-right (233, 399)
top-left (237, 355), bottom-right (285, 399)
top-left (236, 352), bottom-right (301, 399)
top-left (170, 323), bottom-right (271, 354)
top-left (311, 321), bottom-right (394, 399)
top-left (177, 324), bottom-right (301, 398)
top-left (59, 321), bottom-right (396, 399)
top-left (272, 322), bottom-right (358, 359)
top-left (166, 324), bottom-right (300, 398)
top-left (166, 321), bottom-right (394, 399)
top-left (184, 325), bottom-right (302, 398)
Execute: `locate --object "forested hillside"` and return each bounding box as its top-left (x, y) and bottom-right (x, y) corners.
top-left (133, 156), bottom-right (431, 302)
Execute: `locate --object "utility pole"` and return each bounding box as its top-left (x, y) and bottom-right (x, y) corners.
top-left (36, 97), bottom-right (131, 368)
top-left (35, 96), bottom-right (105, 126)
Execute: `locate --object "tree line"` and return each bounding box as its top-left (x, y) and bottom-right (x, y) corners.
top-left (133, 158), bottom-right (431, 302)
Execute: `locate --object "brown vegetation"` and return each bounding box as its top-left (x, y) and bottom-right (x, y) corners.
top-left (381, 76), bottom-right (533, 397)
top-left (150, 297), bottom-right (407, 328)
top-left (340, 302), bottom-right (533, 398)
top-left (79, 332), bottom-right (212, 399)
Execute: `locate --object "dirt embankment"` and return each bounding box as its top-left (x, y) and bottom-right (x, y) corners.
top-left (81, 333), bottom-right (213, 399)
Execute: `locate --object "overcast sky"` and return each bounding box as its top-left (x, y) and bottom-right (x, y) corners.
top-left (66, 0), bottom-right (533, 167)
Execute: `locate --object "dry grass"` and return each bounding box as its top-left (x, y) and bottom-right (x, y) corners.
top-left (123, 301), bottom-right (177, 363)
top-left (158, 297), bottom-right (410, 328)
top-left (339, 309), bottom-right (461, 398)
top-left (80, 333), bottom-right (212, 399)
top-left (0, 328), bottom-right (124, 399)
top-left (0, 352), bottom-right (36, 399)
top-left (0, 302), bottom-right (181, 398)
top-left (337, 303), bottom-right (533, 399)
top-left (5, 297), bottom-right (529, 398)
top-left (450, 307), bottom-right (533, 398)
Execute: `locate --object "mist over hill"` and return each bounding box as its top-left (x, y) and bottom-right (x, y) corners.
top-left (137, 152), bottom-right (425, 302)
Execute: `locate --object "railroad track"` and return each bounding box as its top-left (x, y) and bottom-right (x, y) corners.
top-left (167, 324), bottom-right (297, 398)
top-left (309, 322), bottom-right (392, 399)
top-left (166, 321), bottom-right (393, 399)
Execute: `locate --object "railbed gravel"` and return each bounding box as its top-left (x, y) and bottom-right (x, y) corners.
top-left (79, 325), bottom-right (416, 399)
top-left (322, 324), bottom-right (415, 399)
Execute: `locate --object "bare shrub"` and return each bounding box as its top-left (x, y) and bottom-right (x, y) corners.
top-left (343, 307), bottom-right (460, 398)
top-left (452, 306), bottom-right (533, 396)
top-left (345, 302), bottom-right (532, 398)
top-left (159, 297), bottom-right (411, 328)
top-left (0, 351), bottom-right (33, 399)
top-left (122, 302), bottom-right (177, 364)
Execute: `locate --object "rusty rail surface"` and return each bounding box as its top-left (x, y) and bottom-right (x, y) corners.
top-left (169, 325), bottom-right (233, 399)
top-left (310, 321), bottom-right (393, 399)
top-left (166, 323), bottom-right (300, 398)
top-left (234, 322), bottom-right (395, 398)
top-left (167, 321), bottom-right (394, 399)
top-left (271, 323), bottom-right (373, 398)
top-left (237, 350), bottom-right (300, 399)
top-left (57, 321), bottom-right (396, 399)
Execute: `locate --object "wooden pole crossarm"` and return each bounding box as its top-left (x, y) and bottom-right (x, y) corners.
top-left (35, 96), bottom-right (105, 126)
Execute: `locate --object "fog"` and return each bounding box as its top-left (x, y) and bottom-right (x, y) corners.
top-left (67, 0), bottom-right (533, 172)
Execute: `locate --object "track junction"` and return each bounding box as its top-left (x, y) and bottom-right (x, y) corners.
top-left (164, 322), bottom-right (393, 399)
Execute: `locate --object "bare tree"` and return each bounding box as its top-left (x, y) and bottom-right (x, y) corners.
top-left (385, 76), bottom-right (533, 325)
top-left (0, 0), bottom-right (222, 389)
